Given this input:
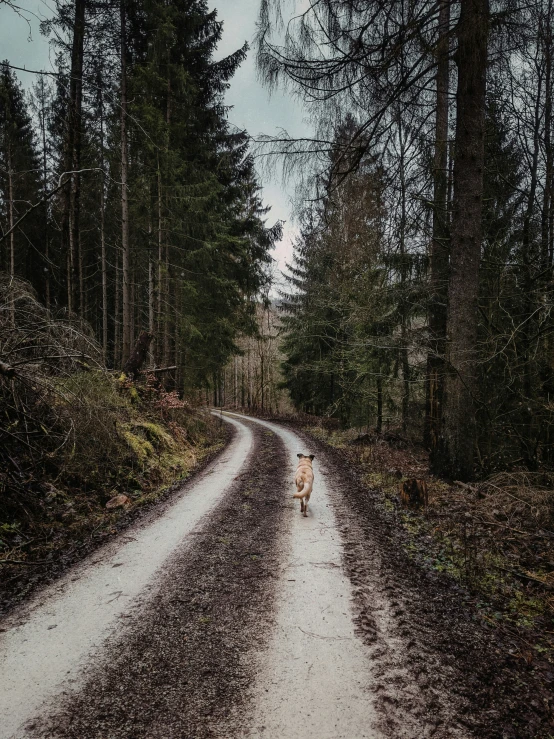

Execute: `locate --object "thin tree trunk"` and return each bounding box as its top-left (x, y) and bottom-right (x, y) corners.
top-left (397, 107), bottom-right (410, 433)
top-left (162, 80), bottom-right (172, 370)
top-left (101, 180), bottom-right (107, 357)
top-left (425, 0), bottom-right (450, 454)
top-left (240, 355), bottom-right (246, 408)
top-left (7, 148), bottom-right (14, 278)
top-left (99, 90), bottom-right (108, 358)
top-left (175, 278), bottom-right (181, 389)
top-left (62, 0), bottom-right (86, 314)
top-left (38, 79), bottom-right (51, 310)
top-left (156, 160), bottom-right (163, 364)
top-left (114, 248), bottom-right (121, 368)
top-left (130, 274), bottom-right (135, 351)
top-left (148, 238), bottom-right (155, 339)
top-left (120, 0), bottom-right (131, 366)
top-left (234, 356), bottom-right (238, 408)
top-left (518, 45), bottom-right (544, 467)
top-left (541, 1), bottom-right (553, 274)
top-left (434, 0), bottom-right (489, 481)
top-left (376, 374), bottom-right (383, 434)
top-left (163, 246), bottom-right (170, 367)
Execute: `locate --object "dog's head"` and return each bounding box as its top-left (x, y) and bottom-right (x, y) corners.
top-left (297, 453), bottom-right (315, 463)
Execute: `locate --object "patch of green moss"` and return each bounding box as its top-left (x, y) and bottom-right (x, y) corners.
top-left (133, 421), bottom-right (174, 448)
top-left (121, 428), bottom-right (154, 464)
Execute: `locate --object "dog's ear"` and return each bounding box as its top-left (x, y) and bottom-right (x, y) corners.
top-left (309, 455), bottom-right (315, 460)
top-left (297, 452), bottom-right (304, 458)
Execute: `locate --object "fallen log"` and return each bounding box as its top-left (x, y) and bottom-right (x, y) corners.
top-left (141, 365), bottom-right (177, 375)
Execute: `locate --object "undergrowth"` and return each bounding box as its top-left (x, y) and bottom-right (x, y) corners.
top-left (0, 278), bottom-right (226, 609)
top-left (305, 424), bottom-right (554, 663)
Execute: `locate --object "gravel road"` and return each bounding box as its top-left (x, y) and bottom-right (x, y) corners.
top-left (1, 412), bottom-right (531, 738)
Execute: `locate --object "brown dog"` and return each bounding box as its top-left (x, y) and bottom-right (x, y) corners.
top-left (293, 453), bottom-right (315, 517)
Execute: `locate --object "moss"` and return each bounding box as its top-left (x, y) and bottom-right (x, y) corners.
top-left (133, 421), bottom-right (174, 449)
top-left (121, 428), bottom-right (155, 464)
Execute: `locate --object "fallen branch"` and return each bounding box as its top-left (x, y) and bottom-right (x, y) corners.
top-left (493, 565), bottom-right (554, 591)
top-left (0, 558), bottom-right (51, 566)
top-left (142, 365), bottom-right (177, 374)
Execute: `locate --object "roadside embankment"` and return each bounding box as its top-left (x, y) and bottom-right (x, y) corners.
top-left (1, 368), bottom-right (228, 616)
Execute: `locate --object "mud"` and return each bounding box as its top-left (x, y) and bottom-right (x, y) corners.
top-left (4, 412), bottom-right (552, 739)
top-left (294, 428), bottom-right (554, 739)
top-left (27, 421), bottom-right (289, 739)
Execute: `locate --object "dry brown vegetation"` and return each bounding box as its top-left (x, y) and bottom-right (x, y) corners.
top-left (301, 423), bottom-right (554, 660)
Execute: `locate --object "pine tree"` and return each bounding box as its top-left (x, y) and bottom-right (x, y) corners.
top-left (0, 63), bottom-right (42, 285)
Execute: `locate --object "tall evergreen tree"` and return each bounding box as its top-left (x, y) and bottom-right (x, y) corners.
top-left (0, 64), bottom-right (42, 285)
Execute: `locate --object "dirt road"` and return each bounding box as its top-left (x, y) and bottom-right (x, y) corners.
top-left (0, 413), bottom-right (535, 738)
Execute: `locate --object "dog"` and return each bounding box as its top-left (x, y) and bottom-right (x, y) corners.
top-left (293, 453), bottom-right (315, 517)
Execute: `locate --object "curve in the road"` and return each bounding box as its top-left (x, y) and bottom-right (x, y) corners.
top-left (219, 412), bottom-right (380, 739)
top-left (0, 415), bottom-right (252, 739)
top-left (1, 411), bottom-right (383, 739)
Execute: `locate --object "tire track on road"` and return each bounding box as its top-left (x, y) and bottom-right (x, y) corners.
top-left (0, 415), bottom-right (251, 738)
top-left (221, 412), bottom-right (382, 739)
top-left (27, 420), bottom-right (289, 739)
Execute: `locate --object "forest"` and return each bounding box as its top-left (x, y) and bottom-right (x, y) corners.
top-left (2, 1), bottom-right (554, 735)
top-left (1, 0), bottom-right (553, 495)
top-left (247, 0), bottom-right (554, 483)
top-left (0, 0), bottom-right (283, 524)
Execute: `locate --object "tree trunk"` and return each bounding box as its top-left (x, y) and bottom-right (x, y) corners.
top-left (99, 92), bottom-right (108, 359)
top-left (7, 148), bottom-right (14, 278)
top-left (400, 479), bottom-right (428, 508)
top-left (101, 181), bottom-right (107, 357)
top-left (397, 108), bottom-right (410, 433)
top-left (114, 248), bottom-right (121, 368)
top-left (62, 0), bottom-right (86, 314)
top-left (38, 78), bottom-right (51, 310)
top-left (541, 1), bottom-right (553, 274)
top-left (156, 159), bottom-right (163, 364)
top-left (120, 0), bottom-right (131, 365)
top-left (517, 37), bottom-right (543, 467)
top-left (425, 0), bottom-right (450, 454)
top-left (123, 331), bottom-right (153, 378)
top-left (376, 374), bottom-right (383, 434)
top-left (434, 0), bottom-right (489, 481)
top-left (148, 244), bottom-right (155, 338)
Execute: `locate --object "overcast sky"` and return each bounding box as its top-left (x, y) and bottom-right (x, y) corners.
top-left (0, 0), bottom-right (311, 283)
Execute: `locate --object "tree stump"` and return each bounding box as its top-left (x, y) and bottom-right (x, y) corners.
top-left (400, 479), bottom-right (428, 508)
top-left (123, 331), bottom-right (153, 378)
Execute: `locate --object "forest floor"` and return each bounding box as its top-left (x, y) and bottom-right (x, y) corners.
top-left (0, 412), bottom-right (552, 738)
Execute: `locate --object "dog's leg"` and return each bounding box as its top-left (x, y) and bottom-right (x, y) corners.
top-left (300, 499), bottom-right (305, 514)
top-left (303, 499), bottom-right (308, 517)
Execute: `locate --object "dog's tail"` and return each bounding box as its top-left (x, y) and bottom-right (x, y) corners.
top-left (293, 481), bottom-right (312, 499)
